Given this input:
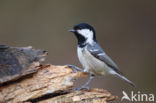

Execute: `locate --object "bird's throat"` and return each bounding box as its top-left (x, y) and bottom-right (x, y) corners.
top-left (74, 33), bottom-right (87, 47)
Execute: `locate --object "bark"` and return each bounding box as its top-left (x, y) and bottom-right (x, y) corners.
top-left (0, 65), bottom-right (117, 103)
top-left (0, 45), bottom-right (47, 84)
top-left (0, 44), bottom-right (117, 103)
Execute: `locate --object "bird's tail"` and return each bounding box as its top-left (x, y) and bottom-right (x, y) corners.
top-left (115, 73), bottom-right (136, 87)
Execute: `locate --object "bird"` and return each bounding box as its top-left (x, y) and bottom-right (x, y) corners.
top-left (69, 23), bottom-right (136, 90)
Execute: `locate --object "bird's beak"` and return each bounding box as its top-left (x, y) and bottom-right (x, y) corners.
top-left (69, 29), bottom-right (75, 32)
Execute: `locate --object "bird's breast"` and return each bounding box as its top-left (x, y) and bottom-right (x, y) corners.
top-left (77, 46), bottom-right (111, 75)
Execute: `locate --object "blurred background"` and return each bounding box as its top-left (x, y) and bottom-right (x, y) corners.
top-left (0, 0), bottom-right (155, 102)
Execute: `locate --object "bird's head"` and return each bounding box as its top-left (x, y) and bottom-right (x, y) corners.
top-left (69, 23), bottom-right (96, 46)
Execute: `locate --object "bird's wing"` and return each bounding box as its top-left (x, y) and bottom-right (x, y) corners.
top-left (87, 42), bottom-right (123, 75)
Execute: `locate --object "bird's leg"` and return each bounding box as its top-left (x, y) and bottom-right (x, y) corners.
top-left (65, 64), bottom-right (83, 72)
top-left (76, 73), bottom-right (95, 91)
top-left (66, 64), bottom-right (94, 90)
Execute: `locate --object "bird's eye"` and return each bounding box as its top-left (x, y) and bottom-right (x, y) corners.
top-left (77, 27), bottom-right (82, 30)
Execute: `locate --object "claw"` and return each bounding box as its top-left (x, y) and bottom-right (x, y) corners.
top-left (74, 73), bottom-right (94, 91)
top-left (65, 64), bottom-right (83, 72)
top-left (74, 86), bottom-right (90, 91)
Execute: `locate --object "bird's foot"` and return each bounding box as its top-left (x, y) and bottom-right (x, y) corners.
top-left (74, 85), bottom-right (90, 91)
top-left (65, 64), bottom-right (83, 73)
top-left (74, 73), bottom-right (94, 91)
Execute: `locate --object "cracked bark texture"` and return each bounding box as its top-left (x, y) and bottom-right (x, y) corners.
top-left (0, 44), bottom-right (117, 103)
top-left (0, 45), bottom-right (47, 84)
top-left (0, 65), bottom-right (117, 103)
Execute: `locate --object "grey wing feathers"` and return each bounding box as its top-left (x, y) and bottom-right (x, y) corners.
top-left (87, 42), bottom-right (123, 75)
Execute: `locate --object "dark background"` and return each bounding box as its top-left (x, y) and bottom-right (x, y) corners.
top-left (0, 0), bottom-right (155, 102)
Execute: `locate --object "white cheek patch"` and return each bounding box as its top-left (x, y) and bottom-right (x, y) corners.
top-left (77, 29), bottom-right (94, 44)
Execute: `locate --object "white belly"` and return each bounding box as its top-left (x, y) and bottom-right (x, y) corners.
top-left (77, 47), bottom-right (112, 76)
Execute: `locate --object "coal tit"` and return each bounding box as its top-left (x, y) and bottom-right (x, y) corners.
top-left (69, 23), bottom-right (135, 90)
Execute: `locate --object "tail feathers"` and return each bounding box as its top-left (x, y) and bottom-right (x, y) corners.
top-left (115, 73), bottom-right (136, 87)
